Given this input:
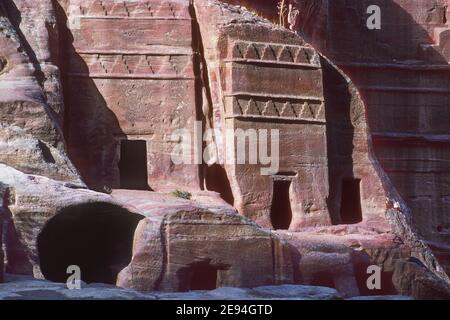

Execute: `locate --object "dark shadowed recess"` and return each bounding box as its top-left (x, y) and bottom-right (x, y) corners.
top-left (340, 178), bottom-right (363, 224)
top-left (119, 139), bottom-right (151, 190)
top-left (177, 261), bottom-right (229, 291)
top-left (37, 202), bottom-right (144, 284)
top-left (270, 180), bottom-right (293, 230)
top-left (204, 164), bottom-right (235, 205)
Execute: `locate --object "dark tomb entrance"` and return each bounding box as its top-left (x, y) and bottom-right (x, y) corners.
top-left (177, 261), bottom-right (223, 291)
top-left (270, 180), bottom-right (293, 230)
top-left (340, 178), bottom-right (363, 224)
top-left (119, 139), bottom-right (150, 190)
top-left (189, 263), bottom-right (219, 291)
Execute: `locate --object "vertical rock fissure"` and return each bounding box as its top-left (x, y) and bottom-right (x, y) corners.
top-left (191, 0), bottom-right (225, 193)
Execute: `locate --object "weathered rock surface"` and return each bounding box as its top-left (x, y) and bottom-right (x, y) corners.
top-left (393, 258), bottom-right (450, 300)
top-left (1, 0), bottom-right (449, 300)
top-left (193, 0), bottom-right (390, 231)
top-left (4, 0), bottom-right (65, 123)
top-left (0, 164), bottom-right (121, 277)
top-left (114, 190), bottom-right (296, 291)
top-left (0, 165), bottom-right (297, 291)
top-left (194, 0), bottom-right (330, 229)
top-left (0, 183), bottom-right (6, 283)
top-left (58, 0), bottom-right (200, 192)
top-left (194, 0), bottom-right (449, 294)
top-left (0, 3), bottom-right (82, 184)
top-left (0, 274), bottom-right (345, 300)
top-left (293, 0), bottom-right (450, 270)
top-left (277, 228), bottom-right (411, 297)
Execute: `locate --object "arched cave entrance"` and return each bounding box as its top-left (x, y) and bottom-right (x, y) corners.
top-left (37, 202), bottom-right (144, 284)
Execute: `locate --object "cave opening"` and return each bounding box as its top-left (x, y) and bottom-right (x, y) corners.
top-left (118, 139), bottom-right (150, 190)
top-left (270, 180), bottom-right (293, 230)
top-left (37, 202), bottom-right (144, 284)
top-left (340, 178), bottom-right (363, 224)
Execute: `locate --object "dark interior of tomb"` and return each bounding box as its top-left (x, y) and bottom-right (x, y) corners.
top-left (189, 263), bottom-right (219, 291)
top-left (340, 179), bottom-right (363, 224)
top-left (177, 261), bottom-right (223, 291)
top-left (119, 139), bottom-right (151, 190)
top-left (270, 180), bottom-right (293, 230)
top-left (37, 202), bottom-right (144, 284)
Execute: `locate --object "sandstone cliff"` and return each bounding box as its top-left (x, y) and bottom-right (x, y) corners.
top-left (0, 0), bottom-right (449, 300)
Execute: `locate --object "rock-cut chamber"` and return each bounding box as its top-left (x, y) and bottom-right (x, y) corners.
top-left (37, 202), bottom-right (144, 284)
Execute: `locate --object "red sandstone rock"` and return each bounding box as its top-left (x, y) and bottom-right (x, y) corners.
top-left (60, 0), bottom-right (201, 192)
top-left (293, 0), bottom-right (450, 283)
top-left (224, 0), bottom-right (450, 252)
top-left (0, 3), bottom-right (82, 184)
top-left (210, 0), bottom-right (450, 296)
top-left (6, 0), bottom-right (65, 123)
top-left (194, 0), bottom-right (331, 229)
top-left (0, 164), bottom-right (114, 277)
top-left (114, 190), bottom-right (296, 291)
top-left (192, 0), bottom-right (400, 235)
top-left (276, 227), bottom-right (413, 297)
top-left (0, 0), bottom-right (449, 299)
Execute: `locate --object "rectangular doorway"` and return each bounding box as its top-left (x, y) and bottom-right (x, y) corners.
top-left (340, 178), bottom-right (362, 224)
top-left (118, 140), bottom-right (150, 190)
top-left (270, 180), bottom-right (293, 230)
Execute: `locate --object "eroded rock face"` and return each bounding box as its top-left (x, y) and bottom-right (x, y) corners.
top-left (4, 0), bottom-right (65, 123)
top-left (393, 258), bottom-right (450, 300)
top-left (115, 192), bottom-right (296, 291)
top-left (212, 0), bottom-right (450, 294)
top-left (57, 0), bottom-right (200, 192)
top-left (276, 226), bottom-right (415, 298)
top-left (294, 0), bottom-right (450, 249)
top-left (0, 184), bottom-right (6, 283)
top-left (193, 0), bottom-right (391, 231)
top-left (0, 3), bottom-right (82, 184)
top-left (0, 162), bottom-right (296, 290)
top-left (1, 0), bottom-right (449, 298)
top-left (195, 0), bottom-right (330, 229)
top-left (0, 164), bottom-right (118, 277)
